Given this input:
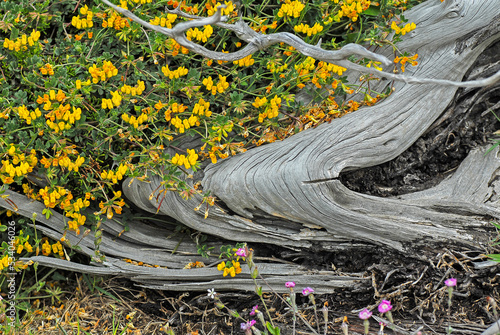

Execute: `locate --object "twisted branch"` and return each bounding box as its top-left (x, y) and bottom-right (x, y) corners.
top-left (101, 0), bottom-right (500, 88)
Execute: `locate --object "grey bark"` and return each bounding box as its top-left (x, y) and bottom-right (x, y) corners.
top-left (2, 0), bottom-right (500, 293)
top-left (124, 0), bottom-right (500, 253)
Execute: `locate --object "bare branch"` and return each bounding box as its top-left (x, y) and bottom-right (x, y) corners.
top-left (100, 0), bottom-right (392, 64)
top-left (100, 0), bottom-right (500, 88)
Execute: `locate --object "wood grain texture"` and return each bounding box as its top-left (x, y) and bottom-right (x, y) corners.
top-left (3, 0), bottom-right (500, 291)
top-left (126, 0), bottom-right (500, 251)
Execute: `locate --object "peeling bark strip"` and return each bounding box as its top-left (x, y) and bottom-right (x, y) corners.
top-left (1, 0), bottom-right (500, 291)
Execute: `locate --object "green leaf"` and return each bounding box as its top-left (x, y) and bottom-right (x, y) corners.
top-left (95, 286), bottom-right (121, 302)
top-left (42, 208), bottom-right (52, 219)
top-left (363, 5), bottom-right (381, 16)
top-left (488, 254), bottom-right (500, 262)
top-left (266, 322), bottom-right (281, 335)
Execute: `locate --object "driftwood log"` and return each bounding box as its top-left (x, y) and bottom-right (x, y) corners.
top-left (2, 0), bottom-right (500, 294)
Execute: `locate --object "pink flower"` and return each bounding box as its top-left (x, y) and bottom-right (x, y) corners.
top-left (236, 248), bottom-right (247, 257)
top-left (358, 308), bottom-right (372, 320)
top-left (285, 281), bottom-right (295, 288)
top-left (302, 287), bottom-right (314, 296)
top-left (250, 305), bottom-right (258, 316)
top-left (445, 278), bottom-right (457, 287)
top-left (241, 320), bottom-right (256, 330)
top-left (378, 300), bottom-right (392, 313)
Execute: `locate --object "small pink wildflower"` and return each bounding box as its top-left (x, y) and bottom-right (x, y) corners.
top-left (241, 320), bottom-right (256, 330)
top-left (250, 305), bottom-right (258, 316)
top-left (359, 308), bottom-right (372, 320)
top-left (378, 300), bottom-right (392, 313)
top-left (285, 281), bottom-right (295, 288)
top-left (236, 248), bottom-right (247, 257)
top-left (302, 287), bottom-right (314, 296)
top-left (445, 278), bottom-right (457, 287)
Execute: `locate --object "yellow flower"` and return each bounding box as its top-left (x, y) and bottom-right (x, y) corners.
top-left (294, 22), bottom-right (323, 36)
top-left (277, 0), bottom-right (305, 19)
top-left (233, 55), bottom-right (255, 67)
top-left (391, 21), bottom-right (416, 35)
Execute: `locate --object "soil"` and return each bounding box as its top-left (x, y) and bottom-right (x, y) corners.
top-left (22, 245), bottom-right (500, 334)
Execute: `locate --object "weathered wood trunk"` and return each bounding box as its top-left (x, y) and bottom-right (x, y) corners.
top-left (3, 0), bottom-right (500, 292)
top-left (125, 0), bottom-right (500, 253)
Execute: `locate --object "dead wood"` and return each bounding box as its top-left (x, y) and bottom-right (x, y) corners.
top-left (2, 0), bottom-right (500, 293)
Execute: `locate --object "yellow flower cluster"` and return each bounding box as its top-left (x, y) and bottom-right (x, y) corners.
top-left (186, 25), bottom-right (214, 43)
top-left (205, 144), bottom-right (230, 164)
top-left (258, 95), bottom-right (281, 122)
top-left (171, 149), bottom-right (198, 170)
top-left (251, 19), bottom-right (278, 33)
top-left (98, 190), bottom-right (126, 219)
top-left (171, 115), bottom-right (200, 133)
top-left (394, 53), bottom-right (418, 72)
top-left (102, 11), bottom-right (130, 30)
top-left (67, 212), bottom-right (87, 233)
top-left (391, 21), bottom-right (416, 35)
top-left (217, 260), bottom-right (242, 277)
top-left (42, 240), bottom-right (64, 258)
top-left (37, 89), bottom-right (66, 109)
top-left (335, 0), bottom-right (371, 22)
top-left (40, 147), bottom-right (85, 172)
top-left (192, 98), bottom-right (212, 117)
top-left (150, 14), bottom-right (177, 28)
top-left (166, 38), bottom-right (189, 57)
top-left (207, 1), bottom-right (235, 16)
top-left (277, 0), bottom-right (305, 19)
top-left (0, 255), bottom-right (12, 272)
top-left (122, 112), bottom-right (148, 129)
top-left (202, 75), bottom-right (229, 95)
top-left (69, 194), bottom-right (91, 212)
top-left (39, 186), bottom-right (73, 209)
top-left (211, 122), bottom-right (233, 141)
top-left (233, 55), bottom-right (255, 67)
top-left (164, 102), bottom-right (188, 121)
top-left (89, 61), bottom-right (118, 83)
top-left (267, 60), bottom-right (288, 73)
top-left (46, 105), bottom-right (82, 133)
top-left (40, 63), bottom-right (55, 76)
top-left (318, 61), bottom-right (345, 77)
top-left (120, 80), bottom-right (145, 96)
top-left (17, 105), bottom-right (42, 125)
top-left (61, 155), bottom-right (85, 172)
top-left (0, 145), bottom-right (37, 184)
top-left (252, 96), bottom-right (267, 108)
top-left (0, 109), bottom-right (9, 120)
top-left (131, 0), bottom-right (152, 3)
top-left (294, 22), bottom-right (324, 36)
top-left (15, 236), bottom-right (33, 254)
top-left (101, 163), bottom-right (128, 184)
top-left (310, 61), bottom-right (346, 88)
top-left (102, 91), bottom-right (122, 110)
top-left (294, 56), bottom-right (316, 76)
top-left (75, 79), bottom-right (91, 89)
top-left (161, 65), bottom-right (188, 79)
top-left (3, 29), bottom-right (40, 51)
top-left (71, 5), bottom-right (94, 29)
